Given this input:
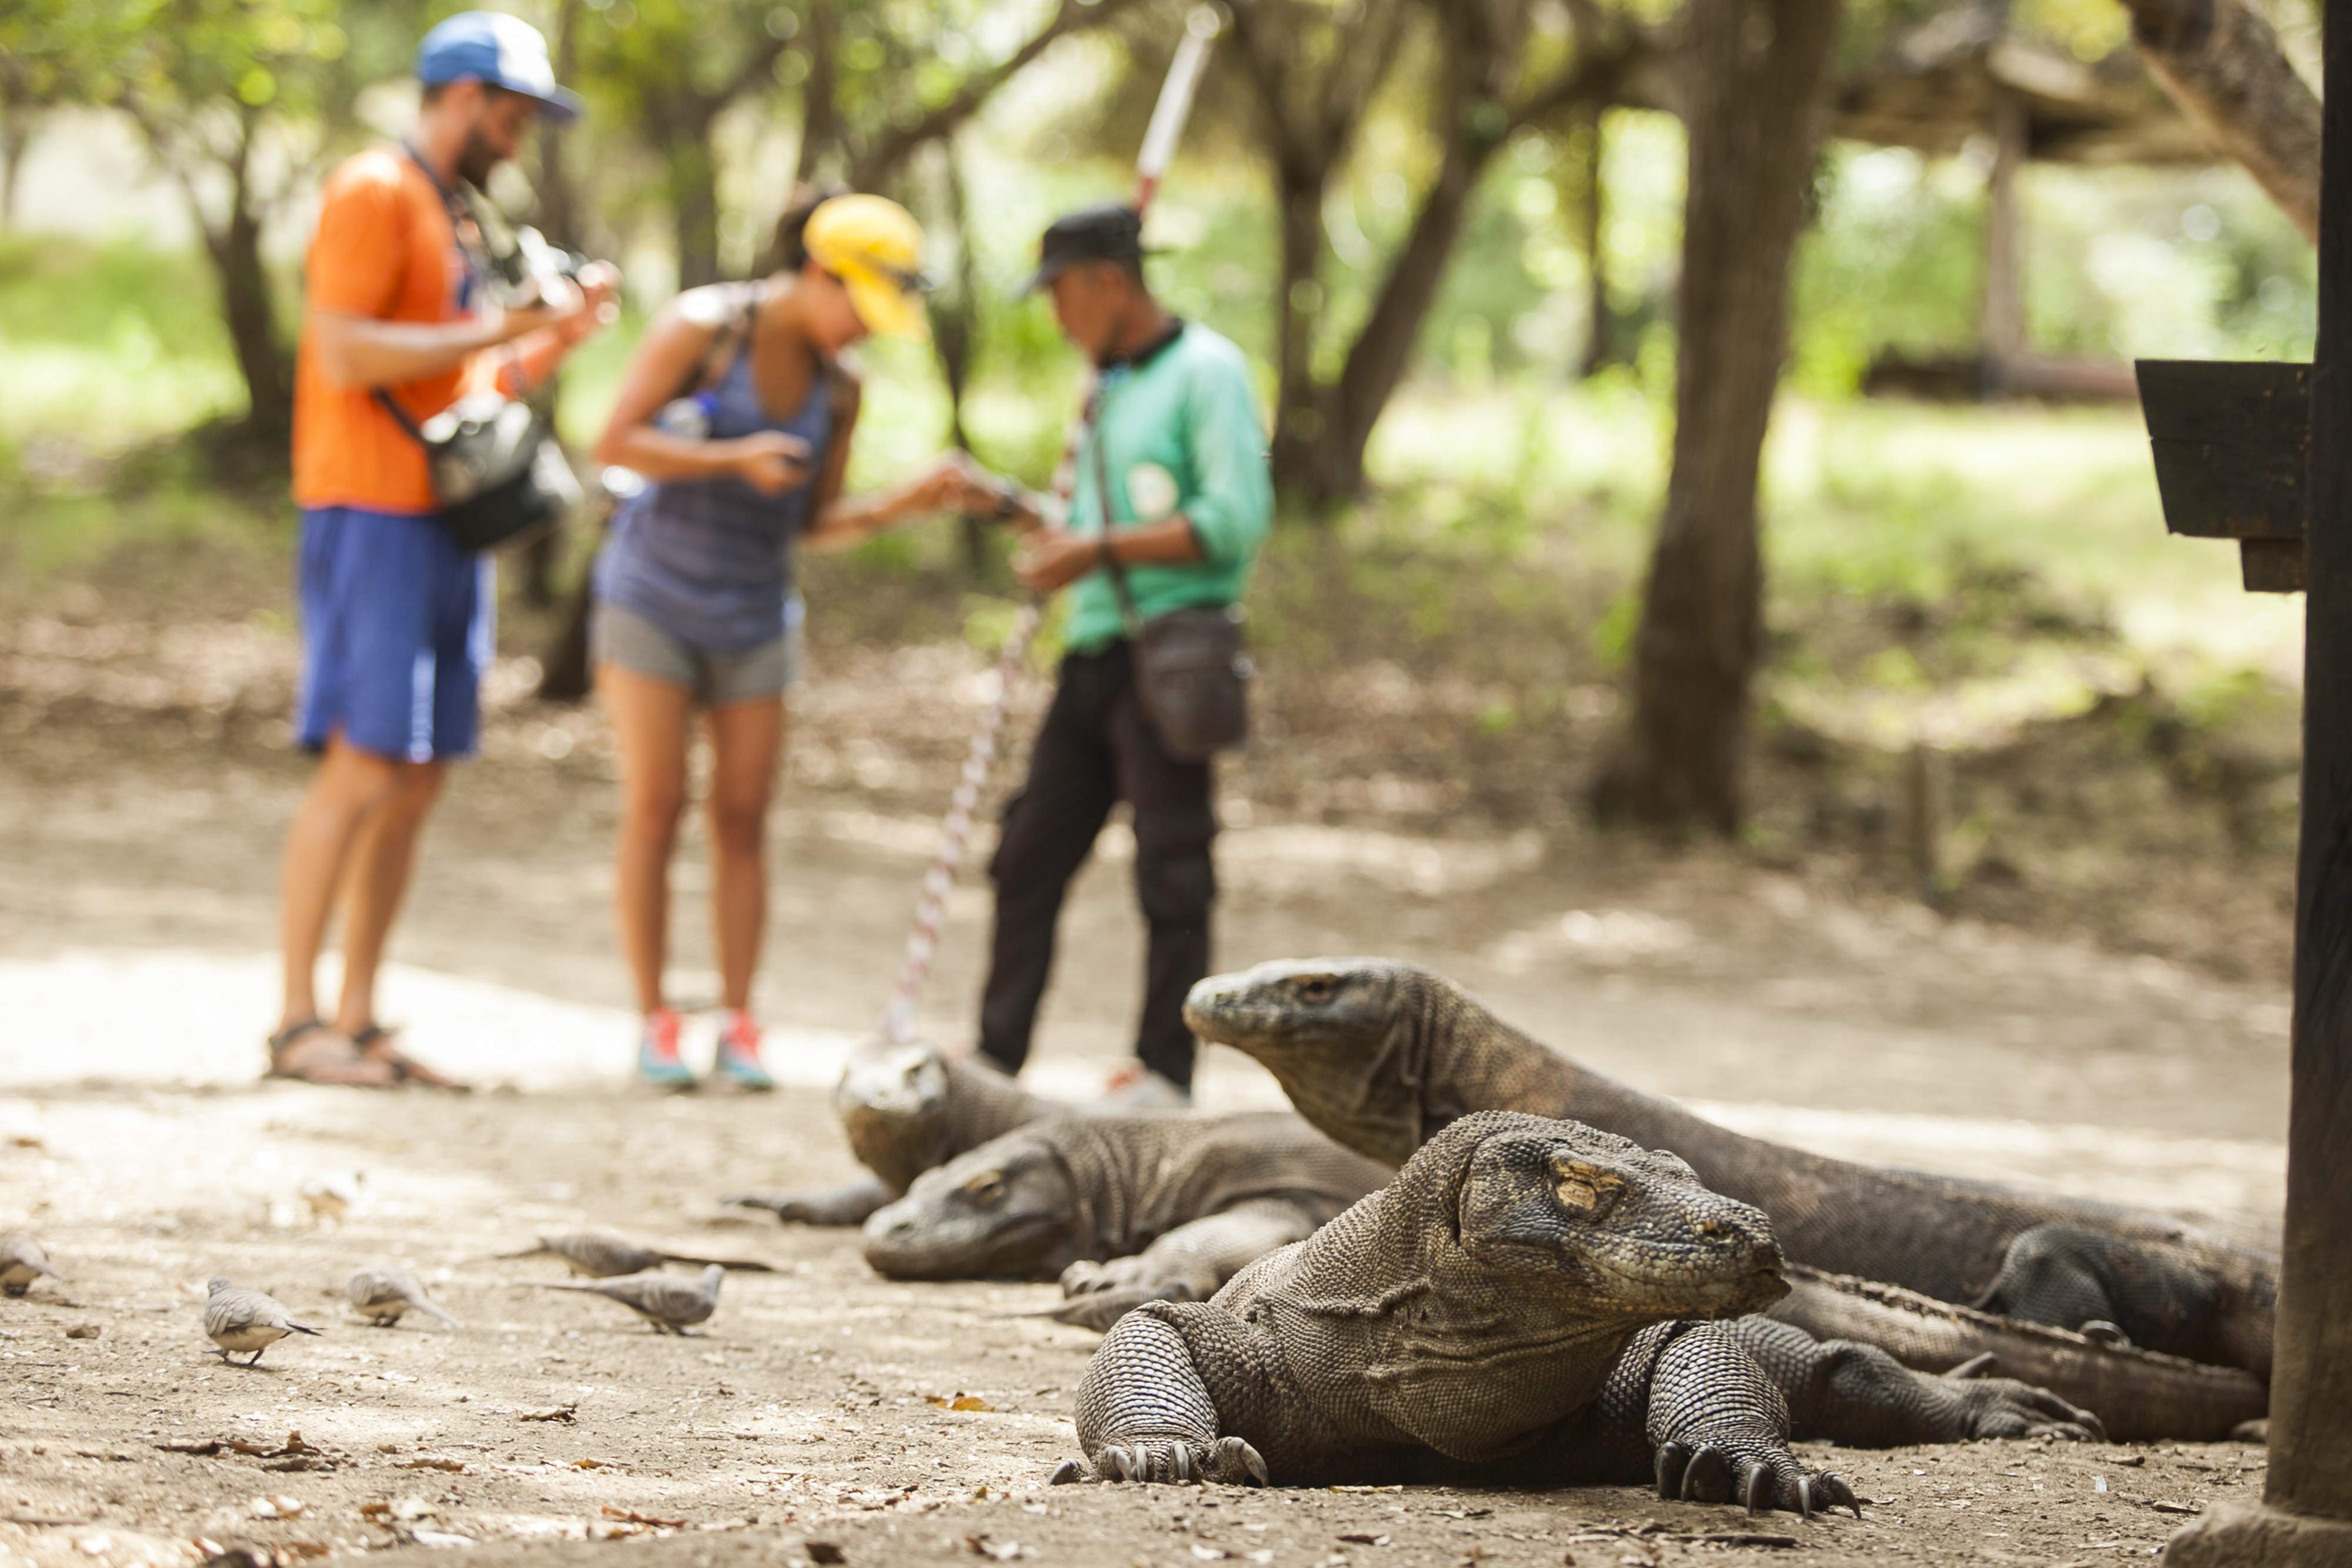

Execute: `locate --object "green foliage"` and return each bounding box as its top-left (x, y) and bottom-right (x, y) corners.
top-left (7, 0), bottom-right (412, 151)
top-left (0, 236), bottom-right (245, 442)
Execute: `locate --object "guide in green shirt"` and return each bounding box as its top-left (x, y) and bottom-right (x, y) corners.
top-left (953, 202), bottom-right (1274, 1102)
top-left (1055, 313), bottom-right (1273, 653)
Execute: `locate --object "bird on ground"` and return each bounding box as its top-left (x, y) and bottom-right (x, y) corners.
top-left (492, 1230), bottom-right (766, 1278)
top-left (0, 1233), bottom-right (65, 1297)
top-left (299, 1170), bottom-right (364, 1224)
top-left (536, 1264), bottom-right (723, 1334)
top-left (202, 1277), bottom-right (323, 1366)
top-left (347, 1266), bottom-right (460, 1328)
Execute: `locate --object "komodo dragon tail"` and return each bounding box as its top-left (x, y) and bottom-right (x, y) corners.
top-left (1773, 1264), bottom-right (2265, 1442)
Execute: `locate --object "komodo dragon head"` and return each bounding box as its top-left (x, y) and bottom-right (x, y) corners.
top-left (861, 1126), bottom-right (1083, 1281)
top-left (1185, 958), bottom-right (1462, 1167)
top-left (833, 1037), bottom-right (961, 1193)
top-left (1428, 1111), bottom-right (1786, 1323)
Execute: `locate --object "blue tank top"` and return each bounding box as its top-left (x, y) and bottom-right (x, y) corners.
top-left (594, 322), bottom-right (832, 654)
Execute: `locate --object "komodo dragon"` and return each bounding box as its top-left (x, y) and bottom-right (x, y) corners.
top-left (1184, 958), bottom-right (2279, 1379)
top-left (729, 1038), bottom-right (1070, 1226)
top-left (861, 1112), bottom-right (1392, 1329)
top-left (1052, 1112), bottom-right (2101, 1503)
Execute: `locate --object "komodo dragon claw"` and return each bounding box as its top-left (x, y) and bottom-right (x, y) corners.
top-left (1655, 1439), bottom-right (1860, 1520)
top-left (1051, 1437), bottom-right (1269, 1487)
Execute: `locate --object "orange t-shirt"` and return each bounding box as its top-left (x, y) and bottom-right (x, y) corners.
top-left (292, 147), bottom-right (497, 513)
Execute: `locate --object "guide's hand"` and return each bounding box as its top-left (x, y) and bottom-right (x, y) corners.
top-left (1014, 527), bottom-right (1103, 594)
top-left (731, 431), bottom-right (812, 494)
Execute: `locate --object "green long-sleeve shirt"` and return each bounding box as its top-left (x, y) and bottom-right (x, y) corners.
top-left (1061, 321), bottom-right (1273, 656)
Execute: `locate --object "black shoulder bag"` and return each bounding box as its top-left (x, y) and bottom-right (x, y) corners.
top-left (370, 145), bottom-right (580, 553)
top-left (1089, 394), bottom-right (1251, 761)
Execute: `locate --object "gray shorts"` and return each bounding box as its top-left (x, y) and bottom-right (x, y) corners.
top-left (592, 600), bottom-right (803, 707)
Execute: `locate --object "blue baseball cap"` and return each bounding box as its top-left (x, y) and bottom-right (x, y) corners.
top-left (416, 12), bottom-right (582, 124)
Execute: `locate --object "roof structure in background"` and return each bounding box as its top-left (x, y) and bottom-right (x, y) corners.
top-left (1834, 2), bottom-right (2216, 166)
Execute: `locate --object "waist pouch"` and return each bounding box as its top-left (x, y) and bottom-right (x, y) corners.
top-left (374, 388), bottom-right (582, 553)
top-left (1122, 599), bottom-right (1251, 761)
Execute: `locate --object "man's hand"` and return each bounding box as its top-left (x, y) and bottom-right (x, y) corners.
top-left (729, 431), bottom-right (812, 494)
top-left (1014, 527), bottom-right (1107, 594)
top-left (569, 260), bottom-right (623, 340)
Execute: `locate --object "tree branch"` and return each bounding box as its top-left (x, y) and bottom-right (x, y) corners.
top-left (2114, 0), bottom-right (2319, 240)
top-left (849, 0), bottom-right (1147, 189)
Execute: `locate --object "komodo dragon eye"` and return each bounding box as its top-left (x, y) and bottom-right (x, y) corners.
top-left (1548, 1154), bottom-right (1622, 1215)
top-left (960, 1172), bottom-right (1007, 1206)
top-left (1291, 976), bottom-right (1338, 1004)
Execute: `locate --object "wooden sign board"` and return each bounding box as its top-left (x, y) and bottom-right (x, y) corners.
top-left (2134, 359), bottom-right (2311, 591)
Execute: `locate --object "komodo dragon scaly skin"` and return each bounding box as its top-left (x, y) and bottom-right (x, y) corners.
top-left (1184, 959), bottom-right (2278, 1379)
top-left (861, 1112), bottom-right (1392, 1330)
top-left (728, 1038), bottom-right (1070, 1226)
top-left (1052, 1112), bottom-right (2099, 1503)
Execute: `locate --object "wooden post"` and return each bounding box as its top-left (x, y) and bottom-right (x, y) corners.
top-left (2267, 0), bottom-right (2352, 1520)
top-left (2166, 0), bottom-right (2352, 1556)
top-left (1980, 84), bottom-right (2027, 391)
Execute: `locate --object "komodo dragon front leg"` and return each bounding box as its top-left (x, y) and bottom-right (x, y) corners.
top-left (1051, 1198), bottom-right (1328, 1331)
top-left (1053, 1303), bottom-right (1279, 1485)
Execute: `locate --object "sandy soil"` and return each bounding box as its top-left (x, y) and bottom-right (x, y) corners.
top-left (0, 615), bottom-right (2297, 1568)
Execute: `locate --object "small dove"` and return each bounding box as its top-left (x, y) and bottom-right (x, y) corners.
top-left (347, 1266), bottom-right (460, 1329)
top-left (493, 1230), bottom-right (763, 1278)
top-left (537, 1264), bottom-right (722, 1334)
top-left (202, 1277), bottom-right (323, 1365)
top-left (1, 1232), bottom-right (65, 1297)
top-left (299, 1170), bottom-right (363, 1223)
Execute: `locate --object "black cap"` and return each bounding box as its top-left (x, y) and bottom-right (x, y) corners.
top-left (1017, 202), bottom-right (1147, 297)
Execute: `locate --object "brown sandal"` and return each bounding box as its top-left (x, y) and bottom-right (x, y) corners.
top-left (350, 1023), bottom-right (472, 1093)
top-left (266, 1019), bottom-right (397, 1088)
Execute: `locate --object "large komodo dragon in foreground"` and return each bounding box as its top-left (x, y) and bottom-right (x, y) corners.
top-left (1184, 958), bottom-right (2280, 1382)
top-left (861, 1112), bottom-right (1392, 1329)
top-left (1054, 1112), bottom-right (2103, 1502)
top-left (729, 1038), bottom-right (1073, 1226)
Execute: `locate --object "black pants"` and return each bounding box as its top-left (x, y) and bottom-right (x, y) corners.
top-left (977, 642), bottom-right (1216, 1089)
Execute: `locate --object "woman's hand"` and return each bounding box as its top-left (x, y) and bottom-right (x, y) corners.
top-left (730, 432), bottom-right (812, 494)
top-left (899, 452), bottom-right (993, 515)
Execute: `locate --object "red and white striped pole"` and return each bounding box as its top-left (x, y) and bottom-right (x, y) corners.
top-left (875, 7), bottom-right (1222, 1046)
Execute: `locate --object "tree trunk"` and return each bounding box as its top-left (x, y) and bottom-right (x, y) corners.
top-left (924, 140), bottom-right (990, 575)
top-left (793, 0), bottom-right (841, 190)
top-left (0, 68), bottom-right (29, 235)
top-left (2121, 0), bottom-right (2321, 242)
top-left (1980, 84), bottom-right (2027, 390)
top-left (663, 108), bottom-right (723, 289)
top-left (1267, 158), bottom-right (1328, 502)
top-left (195, 134), bottom-right (293, 442)
top-left (1589, 0), bottom-right (1843, 834)
top-left (520, 0), bottom-right (584, 611)
top-left (1575, 106), bottom-right (1616, 378)
top-left (1305, 125), bottom-right (1505, 506)
top-left (536, 0), bottom-right (586, 249)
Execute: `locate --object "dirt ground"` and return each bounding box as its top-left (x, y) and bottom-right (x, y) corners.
top-left (0, 598), bottom-right (2294, 1568)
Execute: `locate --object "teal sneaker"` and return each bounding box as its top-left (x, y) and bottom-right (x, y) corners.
top-left (636, 1009), bottom-right (697, 1090)
top-left (713, 1009), bottom-right (776, 1091)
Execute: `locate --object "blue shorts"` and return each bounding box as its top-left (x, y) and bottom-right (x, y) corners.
top-left (295, 506), bottom-right (494, 763)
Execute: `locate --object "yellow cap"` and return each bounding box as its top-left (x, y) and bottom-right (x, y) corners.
top-left (803, 193), bottom-right (930, 340)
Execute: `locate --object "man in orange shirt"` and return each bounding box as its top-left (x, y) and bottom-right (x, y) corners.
top-left (272, 12), bottom-right (617, 1086)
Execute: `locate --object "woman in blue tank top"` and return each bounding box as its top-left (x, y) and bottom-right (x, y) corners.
top-left (590, 191), bottom-right (975, 1089)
